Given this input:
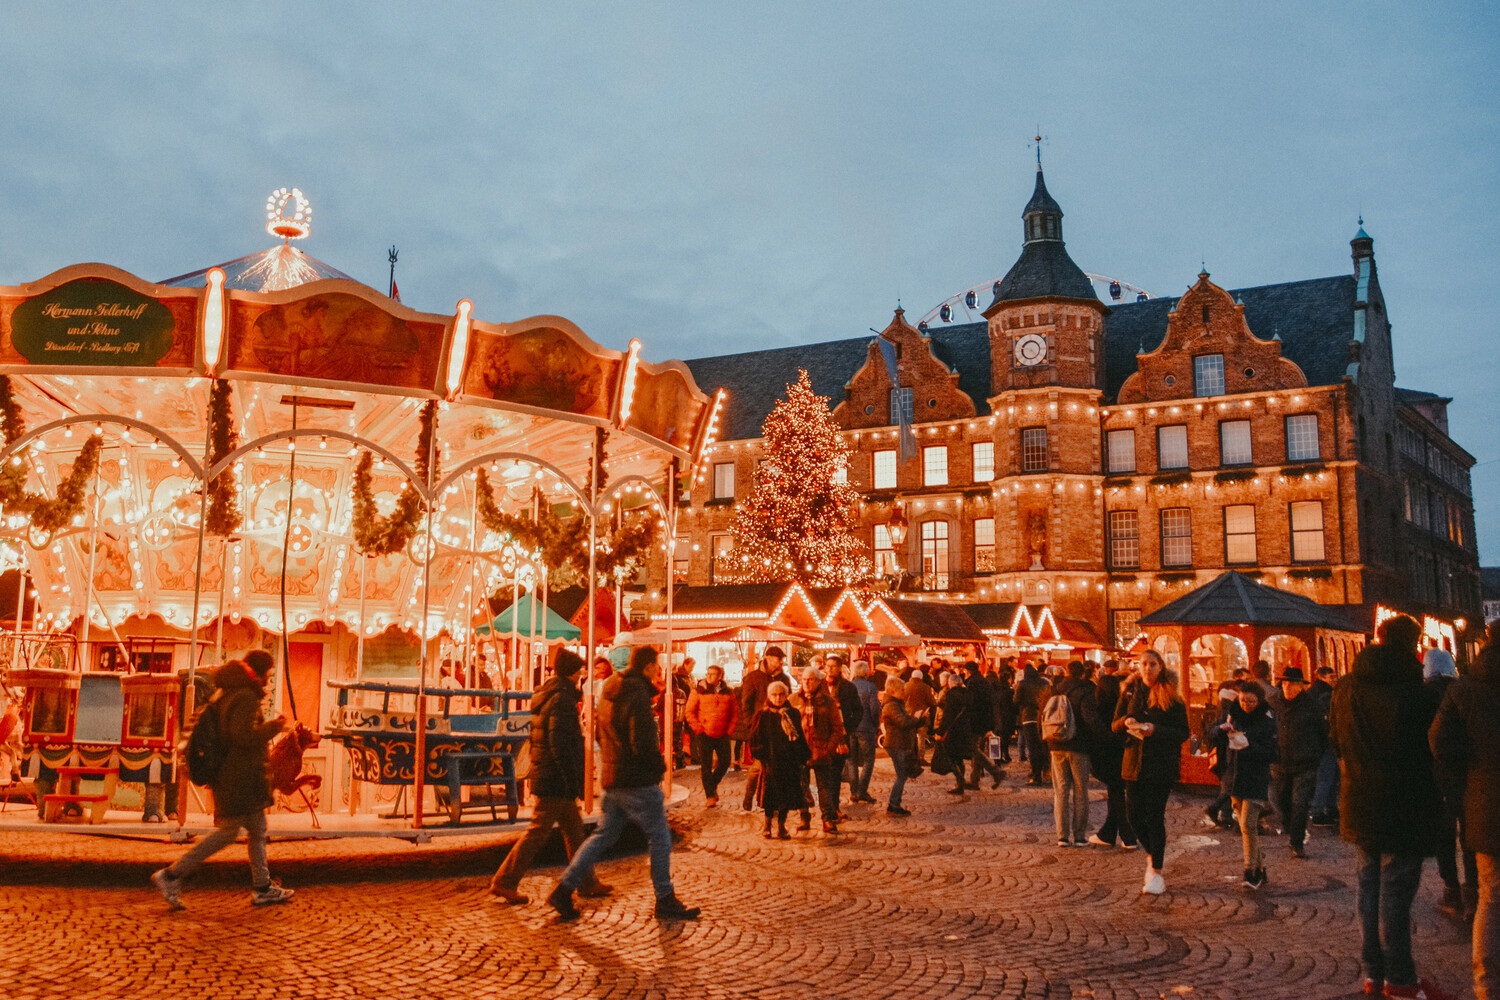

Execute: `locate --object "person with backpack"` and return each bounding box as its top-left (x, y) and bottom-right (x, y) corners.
top-left (152, 651), bottom-right (294, 910)
top-left (1044, 660), bottom-right (1100, 846)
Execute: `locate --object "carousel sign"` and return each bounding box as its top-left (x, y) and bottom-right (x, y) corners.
top-left (8, 278), bottom-right (176, 366)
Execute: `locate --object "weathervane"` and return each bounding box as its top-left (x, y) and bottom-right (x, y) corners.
top-left (1031, 129), bottom-right (1048, 168)
top-left (265, 187), bottom-right (312, 243)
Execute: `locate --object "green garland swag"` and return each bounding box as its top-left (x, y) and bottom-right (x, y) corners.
top-left (204, 378), bottom-right (242, 536)
top-left (0, 375), bottom-right (103, 538)
top-left (351, 401), bottom-right (439, 557)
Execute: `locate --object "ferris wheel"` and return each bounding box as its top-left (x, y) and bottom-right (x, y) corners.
top-left (914, 272), bottom-right (1155, 331)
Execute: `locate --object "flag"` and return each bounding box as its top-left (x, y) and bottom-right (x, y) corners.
top-left (390, 281), bottom-right (401, 304)
top-left (877, 337), bottom-right (917, 463)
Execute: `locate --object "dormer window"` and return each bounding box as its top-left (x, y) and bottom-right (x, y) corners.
top-left (1193, 354), bottom-right (1225, 397)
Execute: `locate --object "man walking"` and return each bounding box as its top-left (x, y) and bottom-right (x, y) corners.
top-left (827, 655), bottom-right (862, 810)
top-left (1309, 664), bottom-right (1340, 827)
top-left (1431, 639), bottom-right (1500, 1000)
top-left (548, 646), bottom-right (699, 922)
top-left (685, 663), bottom-right (738, 807)
top-left (791, 665), bottom-right (848, 834)
top-left (1089, 659), bottom-right (1136, 849)
top-left (734, 646), bottom-right (792, 811)
top-left (1269, 666), bottom-right (1328, 859)
top-left (1330, 615), bottom-right (1453, 1000)
top-left (963, 661), bottom-right (1003, 790)
top-left (489, 649), bottom-right (611, 904)
top-left (152, 651), bottom-right (293, 910)
top-left (1015, 662), bottom-right (1051, 785)
top-left (847, 660), bottom-right (881, 804)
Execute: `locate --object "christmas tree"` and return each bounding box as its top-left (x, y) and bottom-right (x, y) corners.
top-left (725, 370), bottom-right (873, 587)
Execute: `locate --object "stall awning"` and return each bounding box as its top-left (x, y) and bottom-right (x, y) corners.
top-left (475, 593), bottom-right (582, 642)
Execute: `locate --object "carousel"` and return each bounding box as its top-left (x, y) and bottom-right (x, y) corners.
top-left (0, 189), bottom-right (722, 838)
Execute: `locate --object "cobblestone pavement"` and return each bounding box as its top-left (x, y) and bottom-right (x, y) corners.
top-left (0, 760), bottom-right (1474, 1000)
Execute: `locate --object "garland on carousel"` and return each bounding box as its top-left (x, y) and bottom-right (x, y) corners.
top-left (0, 375), bottom-right (103, 538)
top-left (350, 400), bottom-right (439, 557)
top-left (204, 378), bottom-right (242, 536)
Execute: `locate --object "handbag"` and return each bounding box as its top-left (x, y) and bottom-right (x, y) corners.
top-left (930, 742), bottom-right (956, 776)
top-left (906, 755), bottom-right (923, 779)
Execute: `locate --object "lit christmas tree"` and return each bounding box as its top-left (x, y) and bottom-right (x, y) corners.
top-left (725, 370), bottom-right (873, 587)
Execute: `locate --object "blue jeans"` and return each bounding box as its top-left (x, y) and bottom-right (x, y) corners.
top-left (1355, 847), bottom-right (1423, 987)
top-left (169, 810), bottom-right (271, 888)
top-left (887, 749), bottom-right (912, 809)
top-left (1311, 748), bottom-right (1339, 816)
top-left (848, 732), bottom-right (877, 800)
top-left (559, 784), bottom-right (675, 901)
top-left (1020, 722), bottom-right (1048, 781)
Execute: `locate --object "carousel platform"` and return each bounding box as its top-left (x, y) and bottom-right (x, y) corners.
top-left (0, 781), bottom-right (691, 844)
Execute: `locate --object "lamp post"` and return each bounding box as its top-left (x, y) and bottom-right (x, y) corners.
top-left (888, 501), bottom-right (909, 594)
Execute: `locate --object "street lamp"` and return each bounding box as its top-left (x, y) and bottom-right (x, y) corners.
top-left (887, 501), bottom-right (909, 593)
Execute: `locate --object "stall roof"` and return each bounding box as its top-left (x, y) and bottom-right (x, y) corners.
top-left (1056, 617), bottom-right (1106, 648)
top-left (1138, 572), bottom-right (1364, 631)
top-left (877, 599), bottom-right (987, 643)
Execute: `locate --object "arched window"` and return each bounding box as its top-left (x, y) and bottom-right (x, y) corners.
top-left (920, 520), bottom-right (950, 591)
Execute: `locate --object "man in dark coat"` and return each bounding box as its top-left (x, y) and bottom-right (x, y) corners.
top-left (489, 650), bottom-right (611, 904)
top-left (1089, 659), bottom-right (1136, 848)
top-left (934, 671), bottom-right (972, 796)
top-left (152, 651), bottom-right (292, 909)
top-left (988, 661), bottom-right (1018, 763)
top-left (963, 661), bottom-right (1003, 790)
top-left (1268, 666), bottom-right (1328, 859)
top-left (1329, 615), bottom-right (1448, 999)
top-left (1015, 663), bottom-right (1052, 784)
top-left (826, 655), bottom-right (862, 809)
top-left (735, 647), bottom-right (792, 810)
top-left (1309, 665), bottom-right (1341, 826)
top-left (550, 646), bottom-right (699, 922)
top-left (1431, 641), bottom-right (1500, 1000)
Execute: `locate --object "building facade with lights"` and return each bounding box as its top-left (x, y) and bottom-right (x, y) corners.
top-left (679, 168), bottom-right (1483, 650)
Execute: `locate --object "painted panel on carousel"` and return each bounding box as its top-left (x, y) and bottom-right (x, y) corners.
top-left (225, 289), bottom-right (444, 392)
top-left (0, 268), bottom-right (199, 370)
top-left (628, 362), bottom-right (705, 450)
top-left (462, 318), bottom-right (621, 419)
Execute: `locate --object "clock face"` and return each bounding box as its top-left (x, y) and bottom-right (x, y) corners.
top-left (1014, 334), bottom-right (1047, 367)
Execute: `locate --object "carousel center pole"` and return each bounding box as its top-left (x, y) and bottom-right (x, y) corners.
top-left (412, 420), bottom-right (439, 832)
top-left (80, 452), bottom-right (104, 656)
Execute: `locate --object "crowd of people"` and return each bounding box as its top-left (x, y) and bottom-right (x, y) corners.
top-left (150, 618), bottom-right (1499, 1000)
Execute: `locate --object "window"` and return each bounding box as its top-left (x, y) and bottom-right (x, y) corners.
top-left (873, 524), bottom-right (899, 575)
top-left (1194, 354), bottom-right (1225, 397)
top-left (1106, 429), bottom-right (1136, 473)
top-left (1290, 501), bottom-right (1325, 562)
top-left (890, 387), bottom-right (914, 424)
top-left (831, 462), bottom-right (848, 486)
top-left (920, 521), bottom-right (949, 590)
top-left (1112, 610), bottom-right (1142, 648)
top-left (709, 533), bottom-right (734, 583)
top-left (673, 537), bottom-right (691, 582)
top-left (1285, 414), bottom-right (1320, 462)
top-left (971, 441), bottom-right (994, 482)
top-left (1021, 427), bottom-right (1048, 473)
top-left (712, 462), bottom-right (735, 500)
top-left (1219, 420), bottom-right (1253, 466)
top-left (1157, 425), bottom-right (1189, 470)
top-left (923, 446), bottom-right (948, 486)
top-left (1108, 510), bottom-right (1140, 569)
top-left (1160, 508), bottom-right (1193, 567)
top-left (1223, 505), bottom-right (1257, 564)
top-left (973, 518), bottom-right (995, 573)
top-left (873, 449), bottom-right (897, 490)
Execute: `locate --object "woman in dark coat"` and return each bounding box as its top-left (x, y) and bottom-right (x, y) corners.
top-left (1222, 682), bottom-right (1278, 889)
top-left (880, 676), bottom-right (925, 815)
top-left (1114, 650), bottom-right (1191, 895)
top-left (935, 671), bottom-right (972, 796)
top-left (751, 681), bottom-right (809, 839)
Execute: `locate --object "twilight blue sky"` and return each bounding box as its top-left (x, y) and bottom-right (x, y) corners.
top-left (2, 3), bottom-right (1497, 562)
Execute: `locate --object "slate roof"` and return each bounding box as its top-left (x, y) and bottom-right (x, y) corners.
top-left (992, 238), bottom-right (1098, 306)
top-left (879, 599), bottom-right (987, 642)
top-left (1136, 571), bottom-right (1361, 630)
top-left (687, 274), bottom-right (1361, 438)
top-left (1395, 387), bottom-right (1451, 406)
top-left (671, 583), bottom-right (795, 616)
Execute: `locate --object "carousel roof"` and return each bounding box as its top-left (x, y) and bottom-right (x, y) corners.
top-left (1137, 571), bottom-right (1358, 631)
top-left (160, 246), bottom-right (359, 293)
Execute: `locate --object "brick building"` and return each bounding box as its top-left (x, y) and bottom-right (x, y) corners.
top-left (678, 166), bottom-right (1482, 649)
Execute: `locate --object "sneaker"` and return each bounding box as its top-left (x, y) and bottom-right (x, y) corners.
top-left (704, 796), bottom-right (718, 809)
top-left (1290, 843), bottom-right (1306, 859)
top-left (577, 881), bottom-right (613, 899)
top-left (1243, 868), bottom-right (1267, 890)
top-left (547, 885), bottom-right (580, 922)
top-left (1142, 870), bottom-right (1166, 895)
top-left (489, 885), bottom-right (529, 905)
top-left (1086, 834), bottom-right (1111, 847)
top-left (654, 895), bottom-right (701, 921)
top-left (1058, 838), bottom-right (1071, 847)
top-left (151, 868), bottom-right (184, 911)
top-left (1383, 980), bottom-right (1458, 1000)
top-left (1120, 841), bottom-right (1139, 851)
top-left (991, 775), bottom-right (1003, 790)
top-left (886, 805), bottom-right (910, 816)
top-left (250, 882), bottom-right (295, 906)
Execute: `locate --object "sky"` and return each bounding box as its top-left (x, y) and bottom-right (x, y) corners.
top-left (2, 3), bottom-right (1497, 562)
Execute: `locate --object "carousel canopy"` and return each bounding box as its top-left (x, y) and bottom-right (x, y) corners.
top-left (0, 226), bottom-right (718, 641)
top-left (1138, 571), bottom-right (1357, 631)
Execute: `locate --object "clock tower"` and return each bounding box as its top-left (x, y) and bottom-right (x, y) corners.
top-left (981, 162), bottom-right (1108, 624)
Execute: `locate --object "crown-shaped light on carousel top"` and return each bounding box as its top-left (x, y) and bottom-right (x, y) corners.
top-left (265, 187), bottom-right (312, 242)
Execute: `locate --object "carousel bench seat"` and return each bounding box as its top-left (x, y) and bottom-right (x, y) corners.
top-left (439, 749), bottom-right (520, 824)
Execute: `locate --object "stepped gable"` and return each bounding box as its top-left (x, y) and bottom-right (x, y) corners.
top-left (832, 308), bottom-right (976, 429)
top-left (684, 337), bottom-right (870, 440)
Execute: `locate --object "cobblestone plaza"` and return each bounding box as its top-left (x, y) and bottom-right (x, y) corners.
top-left (1, 764), bottom-right (1472, 1000)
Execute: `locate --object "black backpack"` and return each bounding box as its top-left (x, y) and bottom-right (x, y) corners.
top-left (183, 694), bottom-right (227, 786)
